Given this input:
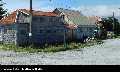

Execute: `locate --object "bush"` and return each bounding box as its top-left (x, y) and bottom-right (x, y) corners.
top-left (0, 39), bottom-right (103, 53)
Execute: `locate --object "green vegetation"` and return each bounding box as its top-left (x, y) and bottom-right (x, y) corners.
top-left (0, 0), bottom-right (7, 19)
top-left (113, 34), bottom-right (120, 39)
top-left (0, 39), bottom-right (103, 53)
top-left (100, 17), bottom-right (120, 39)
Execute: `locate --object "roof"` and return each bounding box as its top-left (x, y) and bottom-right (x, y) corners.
top-left (65, 16), bottom-right (98, 29)
top-left (54, 8), bottom-right (83, 17)
top-left (54, 8), bottom-right (98, 26)
top-left (33, 12), bottom-right (58, 16)
top-left (0, 9), bottom-right (58, 25)
top-left (65, 14), bottom-right (98, 26)
top-left (15, 9), bottom-right (58, 16)
top-left (0, 11), bottom-right (17, 25)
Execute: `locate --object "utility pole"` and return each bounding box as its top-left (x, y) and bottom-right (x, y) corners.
top-left (64, 28), bottom-right (67, 49)
top-left (62, 15), bottom-right (67, 49)
top-left (113, 12), bottom-right (115, 34)
top-left (29, 0), bottom-right (32, 44)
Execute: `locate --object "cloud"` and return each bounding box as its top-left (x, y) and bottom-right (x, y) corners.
top-left (72, 5), bottom-right (120, 16)
top-left (5, 0), bottom-right (120, 17)
top-left (34, 6), bottom-right (54, 12)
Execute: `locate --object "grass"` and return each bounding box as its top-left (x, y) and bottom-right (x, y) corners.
top-left (115, 35), bottom-right (120, 39)
top-left (108, 34), bottom-right (120, 39)
top-left (0, 39), bottom-right (103, 53)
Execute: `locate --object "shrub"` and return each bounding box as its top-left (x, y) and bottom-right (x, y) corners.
top-left (0, 39), bottom-right (103, 53)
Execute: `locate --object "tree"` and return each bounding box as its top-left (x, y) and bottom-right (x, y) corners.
top-left (0, 0), bottom-right (7, 20)
top-left (101, 17), bottom-right (120, 37)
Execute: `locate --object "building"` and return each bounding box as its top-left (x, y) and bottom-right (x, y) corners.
top-left (0, 8), bottom-right (100, 46)
top-left (0, 9), bottom-right (66, 46)
top-left (31, 10), bottom-right (66, 45)
top-left (54, 8), bottom-right (99, 42)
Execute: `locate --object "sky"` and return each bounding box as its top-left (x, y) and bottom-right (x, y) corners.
top-left (3, 0), bottom-right (120, 16)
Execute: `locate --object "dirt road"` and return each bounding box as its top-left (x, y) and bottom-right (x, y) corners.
top-left (0, 39), bottom-right (120, 65)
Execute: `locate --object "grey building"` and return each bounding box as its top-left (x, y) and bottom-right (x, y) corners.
top-left (0, 9), bottom-right (31, 45)
top-left (0, 9), bottom-right (66, 46)
top-left (0, 8), bottom-right (99, 46)
top-left (54, 8), bottom-right (99, 42)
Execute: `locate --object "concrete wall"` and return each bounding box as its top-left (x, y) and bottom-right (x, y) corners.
top-left (31, 16), bottom-right (65, 45)
top-left (17, 11), bottom-right (30, 23)
top-left (0, 26), bottom-right (3, 42)
top-left (74, 25), bottom-right (97, 41)
top-left (16, 11), bottom-right (30, 46)
top-left (15, 11), bottom-right (66, 45)
top-left (16, 23), bottom-right (29, 46)
top-left (0, 24), bottom-right (17, 44)
top-left (65, 25), bottom-right (97, 41)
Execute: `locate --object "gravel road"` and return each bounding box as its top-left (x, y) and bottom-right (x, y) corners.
top-left (0, 39), bottom-right (120, 65)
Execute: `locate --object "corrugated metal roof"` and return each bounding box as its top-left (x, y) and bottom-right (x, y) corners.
top-left (56, 8), bottom-right (83, 17)
top-left (65, 15), bottom-right (97, 25)
top-left (65, 16), bottom-right (97, 29)
top-left (54, 8), bottom-right (98, 26)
